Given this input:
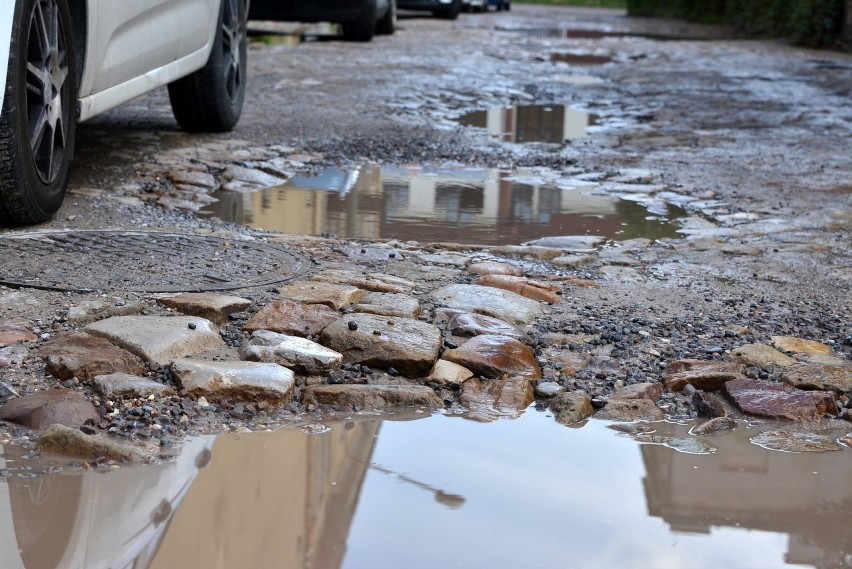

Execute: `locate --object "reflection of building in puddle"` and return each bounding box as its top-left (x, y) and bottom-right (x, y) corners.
top-left (200, 165), bottom-right (679, 245)
top-left (458, 104), bottom-right (598, 143)
top-left (642, 431), bottom-right (852, 569)
top-left (148, 421), bottom-right (380, 569)
top-left (0, 437), bottom-right (214, 569)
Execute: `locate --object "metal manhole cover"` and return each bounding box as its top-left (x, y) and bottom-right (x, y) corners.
top-left (0, 230), bottom-right (309, 292)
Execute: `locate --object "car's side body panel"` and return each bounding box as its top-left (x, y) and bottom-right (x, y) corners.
top-left (249, 0), bottom-right (390, 25)
top-left (0, 1), bottom-right (14, 113)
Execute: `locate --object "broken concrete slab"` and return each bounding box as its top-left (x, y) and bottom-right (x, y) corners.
top-left (319, 313), bottom-right (442, 377)
top-left (93, 373), bottom-right (175, 399)
top-left (302, 384), bottom-right (442, 410)
top-left (242, 330), bottom-right (343, 375)
top-left (85, 316), bottom-right (226, 365)
top-left (44, 332), bottom-right (145, 380)
top-left (158, 292), bottom-right (252, 324)
top-left (172, 359), bottom-right (295, 404)
top-left (242, 299), bottom-right (339, 337)
top-left (432, 284), bottom-right (544, 325)
top-left (443, 335), bottom-right (542, 380)
top-left (0, 390), bottom-right (99, 430)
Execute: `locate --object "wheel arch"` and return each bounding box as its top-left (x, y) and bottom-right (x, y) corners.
top-left (67, 0), bottom-right (87, 97)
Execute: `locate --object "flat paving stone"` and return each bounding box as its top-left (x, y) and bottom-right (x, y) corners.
top-left (242, 330), bottom-right (343, 375)
top-left (444, 311), bottom-right (526, 341)
top-left (85, 316), bottom-right (226, 365)
top-left (159, 292), bottom-right (252, 324)
top-left (278, 281), bottom-right (366, 310)
top-left (310, 270), bottom-right (416, 294)
top-left (242, 299), bottom-right (339, 337)
top-left (466, 261), bottom-right (524, 277)
top-left (432, 284), bottom-right (544, 325)
top-left (319, 313), bottom-right (442, 377)
top-left (354, 292), bottom-right (421, 319)
top-left (93, 373), bottom-right (175, 399)
top-left (730, 344), bottom-right (797, 368)
top-left (44, 332), bottom-right (144, 380)
top-left (172, 359), bottom-right (295, 404)
top-left (301, 384), bottom-right (442, 410)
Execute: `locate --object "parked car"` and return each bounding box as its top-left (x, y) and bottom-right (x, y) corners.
top-left (398, 0), bottom-right (462, 20)
top-left (250, 0), bottom-right (396, 42)
top-left (488, 0), bottom-right (510, 11)
top-left (0, 0), bottom-right (249, 225)
top-left (463, 0), bottom-right (510, 12)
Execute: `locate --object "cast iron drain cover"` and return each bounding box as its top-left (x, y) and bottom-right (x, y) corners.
top-left (0, 230), bottom-right (309, 293)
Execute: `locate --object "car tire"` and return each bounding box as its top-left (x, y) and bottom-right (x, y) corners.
top-left (168, 0), bottom-right (247, 132)
top-left (376, 0), bottom-right (396, 35)
top-left (342, 0), bottom-right (378, 42)
top-left (0, 0), bottom-right (77, 226)
top-left (433, 0), bottom-right (461, 19)
top-left (505, 1), bottom-right (511, 10)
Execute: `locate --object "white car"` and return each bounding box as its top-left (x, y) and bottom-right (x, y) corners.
top-left (0, 0), bottom-right (248, 225)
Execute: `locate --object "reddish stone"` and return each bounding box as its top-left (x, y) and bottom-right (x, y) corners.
top-left (445, 312), bottom-right (525, 340)
top-left (242, 299), bottom-right (339, 337)
top-left (664, 360), bottom-right (745, 391)
top-left (0, 390), bottom-right (99, 430)
top-left (475, 275), bottom-right (561, 304)
top-left (466, 261), bottom-right (523, 277)
top-left (612, 382), bottom-right (664, 401)
top-left (158, 292), bottom-right (251, 324)
top-left (0, 321), bottom-right (37, 344)
top-left (724, 378), bottom-right (838, 421)
top-left (444, 335), bottom-right (542, 380)
top-left (44, 333), bottom-right (144, 380)
top-left (460, 377), bottom-right (535, 422)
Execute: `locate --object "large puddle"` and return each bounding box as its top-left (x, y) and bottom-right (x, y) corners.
top-left (2, 412), bottom-right (850, 568)
top-left (200, 166), bottom-right (680, 245)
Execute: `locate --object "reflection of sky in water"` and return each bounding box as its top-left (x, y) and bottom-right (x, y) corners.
top-left (344, 413), bottom-right (788, 569)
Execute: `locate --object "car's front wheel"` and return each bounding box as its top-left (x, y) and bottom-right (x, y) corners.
top-left (433, 0), bottom-right (461, 19)
top-left (168, 0), bottom-right (247, 132)
top-left (342, 0), bottom-right (378, 42)
top-left (0, 0), bottom-right (77, 225)
top-left (376, 0), bottom-right (396, 36)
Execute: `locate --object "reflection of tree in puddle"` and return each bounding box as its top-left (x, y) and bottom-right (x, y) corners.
top-left (641, 429), bottom-right (852, 568)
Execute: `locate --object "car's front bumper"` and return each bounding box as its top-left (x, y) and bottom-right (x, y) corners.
top-left (398, 0), bottom-right (454, 9)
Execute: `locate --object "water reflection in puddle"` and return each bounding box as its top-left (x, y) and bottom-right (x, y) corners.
top-left (2, 413), bottom-right (850, 569)
top-left (551, 53), bottom-right (612, 65)
top-left (200, 166), bottom-right (677, 245)
top-left (458, 104), bottom-right (599, 143)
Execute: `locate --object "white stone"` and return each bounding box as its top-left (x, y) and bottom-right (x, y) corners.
top-left (242, 330), bottom-right (343, 375)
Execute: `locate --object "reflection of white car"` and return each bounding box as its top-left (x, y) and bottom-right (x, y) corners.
top-left (0, 0), bottom-right (249, 225)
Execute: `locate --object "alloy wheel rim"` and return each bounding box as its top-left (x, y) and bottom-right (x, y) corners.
top-left (221, 0), bottom-right (244, 103)
top-left (25, 0), bottom-right (70, 185)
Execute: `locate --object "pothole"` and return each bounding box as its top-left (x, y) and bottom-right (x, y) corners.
top-left (0, 231), bottom-right (308, 292)
top-left (457, 104), bottom-right (599, 143)
top-left (199, 165), bottom-right (683, 245)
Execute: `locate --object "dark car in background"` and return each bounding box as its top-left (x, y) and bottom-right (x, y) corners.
top-left (250, 0), bottom-right (396, 42)
top-left (398, 0), bottom-right (462, 19)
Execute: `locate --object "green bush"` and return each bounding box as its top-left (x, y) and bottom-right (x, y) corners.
top-left (626, 0), bottom-right (845, 47)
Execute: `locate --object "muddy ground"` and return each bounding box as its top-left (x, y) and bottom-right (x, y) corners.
top-left (0, 6), bottom-right (850, 462)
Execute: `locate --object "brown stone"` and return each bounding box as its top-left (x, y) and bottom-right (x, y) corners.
top-left (691, 391), bottom-right (728, 418)
top-left (242, 299), bottom-right (339, 337)
top-left (93, 373), bottom-right (175, 399)
top-left (771, 336), bottom-right (834, 356)
top-left (550, 392), bottom-right (594, 425)
top-left (691, 416), bottom-right (737, 435)
top-left (311, 270), bottom-right (416, 294)
top-left (730, 344), bottom-right (797, 368)
top-left (427, 360), bottom-right (474, 386)
top-left (44, 332), bottom-right (144, 380)
top-left (443, 335), bottom-right (542, 380)
top-left (0, 390), bottom-right (99, 430)
top-left (0, 320), bottom-right (37, 344)
top-left (445, 312), bottom-right (525, 341)
top-left (354, 292), bottom-right (421, 319)
top-left (466, 261), bottom-right (523, 277)
top-left (782, 364), bottom-right (852, 394)
top-left (278, 281), bottom-right (366, 310)
top-left (664, 360), bottom-right (745, 391)
top-left (475, 275), bottom-right (561, 304)
top-left (319, 313), bottom-right (442, 376)
top-left (159, 292), bottom-right (251, 324)
top-left (37, 424), bottom-right (146, 462)
top-left (724, 378), bottom-right (838, 421)
top-left (490, 245), bottom-right (565, 261)
top-left (172, 359), bottom-right (295, 404)
top-left (595, 399), bottom-right (665, 422)
top-left (301, 384), bottom-right (442, 410)
top-left (612, 382), bottom-right (664, 401)
top-left (460, 377), bottom-right (535, 422)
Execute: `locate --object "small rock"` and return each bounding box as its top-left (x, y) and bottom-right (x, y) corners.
top-left (724, 378), bottom-right (837, 421)
top-left (67, 298), bottom-right (146, 323)
top-left (460, 377), bottom-right (535, 422)
top-left (0, 382), bottom-right (19, 404)
top-left (445, 311), bottom-right (526, 341)
top-left (612, 382), bottom-right (664, 401)
top-left (730, 344), bottom-right (797, 368)
top-left (172, 359), bottom-right (295, 404)
top-left (0, 345), bottom-right (28, 367)
top-left (44, 332), bottom-right (144, 380)
top-left (37, 424), bottom-right (145, 462)
top-left (242, 331), bottom-right (343, 375)
top-left (535, 382), bottom-right (566, 398)
top-left (550, 392), bottom-right (594, 424)
top-left (466, 261), bottom-right (523, 277)
top-left (691, 391), bottom-right (728, 418)
top-left (354, 292), bottom-right (421, 319)
top-left (691, 416), bottom-right (737, 435)
top-left (278, 281), bottom-right (366, 310)
top-left (93, 373), bottom-right (175, 399)
top-left (521, 235), bottom-right (604, 251)
top-left (595, 399), bottom-right (665, 422)
top-left (242, 299), bottom-right (339, 337)
top-left (664, 360), bottom-right (746, 391)
top-left (427, 360), bottom-right (474, 386)
top-left (301, 384), bottom-right (442, 409)
top-left (0, 320), bottom-right (38, 344)
top-left (475, 275), bottom-right (561, 304)
top-left (0, 390), bottom-right (99, 430)
top-left (751, 429), bottom-right (843, 453)
top-left (432, 284), bottom-right (544, 325)
top-left (443, 335), bottom-right (542, 380)
top-left (158, 293), bottom-right (252, 324)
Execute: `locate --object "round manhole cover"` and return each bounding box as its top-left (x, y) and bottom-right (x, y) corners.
top-left (0, 230), bottom-right (309, 292)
